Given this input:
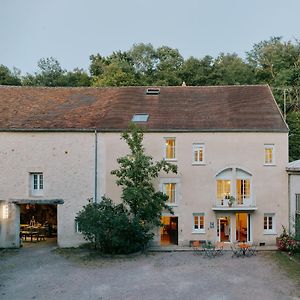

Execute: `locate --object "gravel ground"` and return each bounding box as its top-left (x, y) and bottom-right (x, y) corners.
top-left (0, 240), bottom-right (299, 300)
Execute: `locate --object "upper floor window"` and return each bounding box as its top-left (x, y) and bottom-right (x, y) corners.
top-left (165, 138), bottom-right (176, 160)
top-left (264, 144), bottom-right (275, 165)
top-left (163, 183), bottom-right (176, 204)
top-left (193, 213), bottom-right (205, 233)
top-left (217, 180), bottom-right (231, 200)
top-left (264, 213), bottom-right (275, 234)
top-left (236, 179), bottom-right (251, 203)
top-left (192, 143), bottom-right (205, 164)
top-left (31, 173), bottom-right (43, 196)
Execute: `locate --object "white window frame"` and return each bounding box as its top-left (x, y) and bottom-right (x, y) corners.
top-left (263, 213), bottom-right (276, 234)
top-left (164, 137), bottom-right (176, 161)
top-left (75, 220), bottom-right (82, 233)
top-left (192, 213), bottom-right (205, 233)
top-left (192, 143), bottom-right (205, 165)
top-left (160, 178), bottom-right (181, 207)
top-left (163, 183), bottom-right (177, 205)
top-left (30, 173), bottom-right (44, 196)
top-left (264, 144), bottom-right (275, 165)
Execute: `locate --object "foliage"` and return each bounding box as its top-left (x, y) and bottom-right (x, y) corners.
top-left (75, 197), bottom-right (151, 254)
top-left (76, 124), bottom-right (177, 254)
top-left (277, 226), bottom-right (300, 254)
top-left (0, 64), bottom-right (21, 85)
top-left (111, 123), bottom-right (178, 226)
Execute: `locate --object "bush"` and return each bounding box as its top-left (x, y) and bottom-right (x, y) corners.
top-left (277, 226), bottom-right (300, 254)
top-left (75, 197), bottom-right (152, 254)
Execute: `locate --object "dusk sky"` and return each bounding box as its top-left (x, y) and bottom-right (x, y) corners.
top-left (1, 0), bottom-right (300, 74)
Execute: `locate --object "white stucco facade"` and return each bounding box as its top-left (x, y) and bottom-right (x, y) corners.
top-left (0, 130), bottom-right (289, 248)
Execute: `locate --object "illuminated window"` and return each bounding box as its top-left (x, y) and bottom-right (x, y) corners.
top-left (163, 183), bottom-right (176, 204)
top-left (2, 204), bottom-right (9, 219)
top-left (236, 179), bottom-right (250, 203)
top-left (164, 138), bottom-right (176, 160)
top-left (264, 214), bottom-right (275, 234)
top-left (31, 173), bottom-right (43, 196)
top-left (264, 144), bottom-right (275, 165)
top-left (217, 180), bottom-right (231, 200)
top-left (193, 213), bottom-right (205, 233)
top-left (192, 143), bottom-right (205, 164)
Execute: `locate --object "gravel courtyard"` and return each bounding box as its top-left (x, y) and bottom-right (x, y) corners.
top-left (0, 241), bottom-right (299, 300)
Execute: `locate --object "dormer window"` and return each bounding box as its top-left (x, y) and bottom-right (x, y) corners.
top-left (145, 88), bottom-right (160, 95)
top-left (132, 114), bottom-right (149, 122)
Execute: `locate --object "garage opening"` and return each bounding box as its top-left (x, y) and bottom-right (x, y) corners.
top-left (13, 199), bottom-right (63, 247)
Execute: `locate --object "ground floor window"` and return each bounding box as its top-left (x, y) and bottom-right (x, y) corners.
top-left (264, 213), bottom-right (275, 234)
top-left (193, 213), bottom-right (205, 233)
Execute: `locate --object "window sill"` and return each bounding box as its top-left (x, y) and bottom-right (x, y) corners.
top-left (263, 231), bottom-right (277, 235)
top-left (192, 231), bottom-right (205, 234)
top-left (264, 164), bottom-right (276, 166)
top-left (192, 162), bottom-right (206, 166)
top-left (166, 203), bottom-right (178, 207)
top-left (165, 158), bottom-right (177, 162)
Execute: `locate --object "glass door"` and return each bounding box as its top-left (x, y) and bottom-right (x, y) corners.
top-left (217, 216), bottom-right (231, 242)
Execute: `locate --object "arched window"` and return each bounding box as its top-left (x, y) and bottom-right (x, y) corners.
top-left (216, 168), bottom-right (252, 206)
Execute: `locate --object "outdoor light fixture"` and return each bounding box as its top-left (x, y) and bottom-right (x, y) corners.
top-left (3, 204), bottom-right (9, 219)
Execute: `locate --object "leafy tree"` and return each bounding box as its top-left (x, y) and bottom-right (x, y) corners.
top-left (210, 53), bottom-right (255, 85)
top-left (76, 124), bottom-right (177, 253)
top-left (155, 46), bottom-right (184, 85)
top-left (111, 124), bottom-right (177, 226)
top-left (287, 111), bottom-right (300, 161)
top-left (179, 56), bottom-right (214, 86)
top-left (64, 68), bottom-right (91, 87)
top-left (76, 197), bottom-right (151, 254)
top-left (0, 64), bottom-right (21, 85)
top-left (22, 57), bottom-right (66, 87)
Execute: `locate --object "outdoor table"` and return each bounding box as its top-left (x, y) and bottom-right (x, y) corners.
top-left (21, 230), bottom-right (39, 242)
top-left (239, 243), bottom-right (250, 256)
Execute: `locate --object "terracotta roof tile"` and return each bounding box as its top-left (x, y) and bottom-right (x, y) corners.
top-left (0, 85), bottom-right (288, 132)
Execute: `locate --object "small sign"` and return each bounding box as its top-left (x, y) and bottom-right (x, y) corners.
top-left (210, 222), bottom-right (214, 229)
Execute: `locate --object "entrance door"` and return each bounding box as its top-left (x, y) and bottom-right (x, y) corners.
top-left (217, 216), bottom-right (231, 242)
top-left (160, 216), bottom-right (178, 246)
top-left (236, 213), bottom-right (251, 242)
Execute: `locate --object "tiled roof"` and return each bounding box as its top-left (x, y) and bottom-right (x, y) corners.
top-left (0, 85), bottom-right (288, 132)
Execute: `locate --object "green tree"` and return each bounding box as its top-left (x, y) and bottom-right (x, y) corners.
top-left (179, 56), bottom-right (214, 86)
top-left (64, 68), bottom-right (91, 86)
top-left (76, 124), bottom-right (177, 253)
top-left (76, 197), bottom-right (151, 254)
top-left (22, 57), bottom-right (66, 87)
top-left (111, 124), bottom-right (177, 226)
top-left (0, 64), bottom-right (21, 85)
top-left (210, 53), bottom-right (255, 85)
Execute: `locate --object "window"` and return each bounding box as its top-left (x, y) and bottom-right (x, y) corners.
top-left (31, 173), bottom-right (43, 196)
top-left (217, 180), bottom-right (231, 200)
top-left (165, 138), bottom-right (176, 160)
top-left (264, 214), bottom-right (275, 234)
top-left (2, 204), bottom-right (9, 219)
top-left (145, 88), bottom-right (160, 95)
top-left (264, 144), bottom-right (275, 165)
top-left (193, 213), bottom-right (205, 233)
top-left (163, 183), bottom-right (176, 204)
top-left (192, 143), bottom-right (205, 164)
top-left (236, 179), bottom-right (250, 203)
top-left (132, 114), bottom-right (149, 122)
top-left (75, 221), bottom-right (82, 233)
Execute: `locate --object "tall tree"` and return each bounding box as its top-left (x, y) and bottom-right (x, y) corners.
top-left (0, 64), bottom-right (21, 85)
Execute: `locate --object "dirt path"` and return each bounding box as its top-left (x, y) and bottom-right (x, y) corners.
top-left (0, 242), bottom-right (299, 300)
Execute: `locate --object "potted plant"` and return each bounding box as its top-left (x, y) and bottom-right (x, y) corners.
top-left (228, 196), bottom-right (236, 207)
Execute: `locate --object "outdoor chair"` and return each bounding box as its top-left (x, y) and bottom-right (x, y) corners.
top-left (230, 243), bottom-right (242, 258)
top-left (192, 241), bottom-right (202, 255)
top-left (247, 245), bottom-right (258, 256)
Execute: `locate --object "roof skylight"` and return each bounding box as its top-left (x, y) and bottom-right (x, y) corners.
top-left (145, 88), bottom-right (160, 95)
top-left (132, 114), bottom-right (149, 122)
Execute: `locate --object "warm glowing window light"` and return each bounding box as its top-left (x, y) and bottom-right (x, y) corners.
top-left (3, 204), bottom-right (9, 219)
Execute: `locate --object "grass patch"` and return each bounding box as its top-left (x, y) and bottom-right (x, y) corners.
top-left (271, 251), bottom-right (300, 285)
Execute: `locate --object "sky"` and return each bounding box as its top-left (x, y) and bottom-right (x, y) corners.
top-left (1, 0), bottom-right (300, 74)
